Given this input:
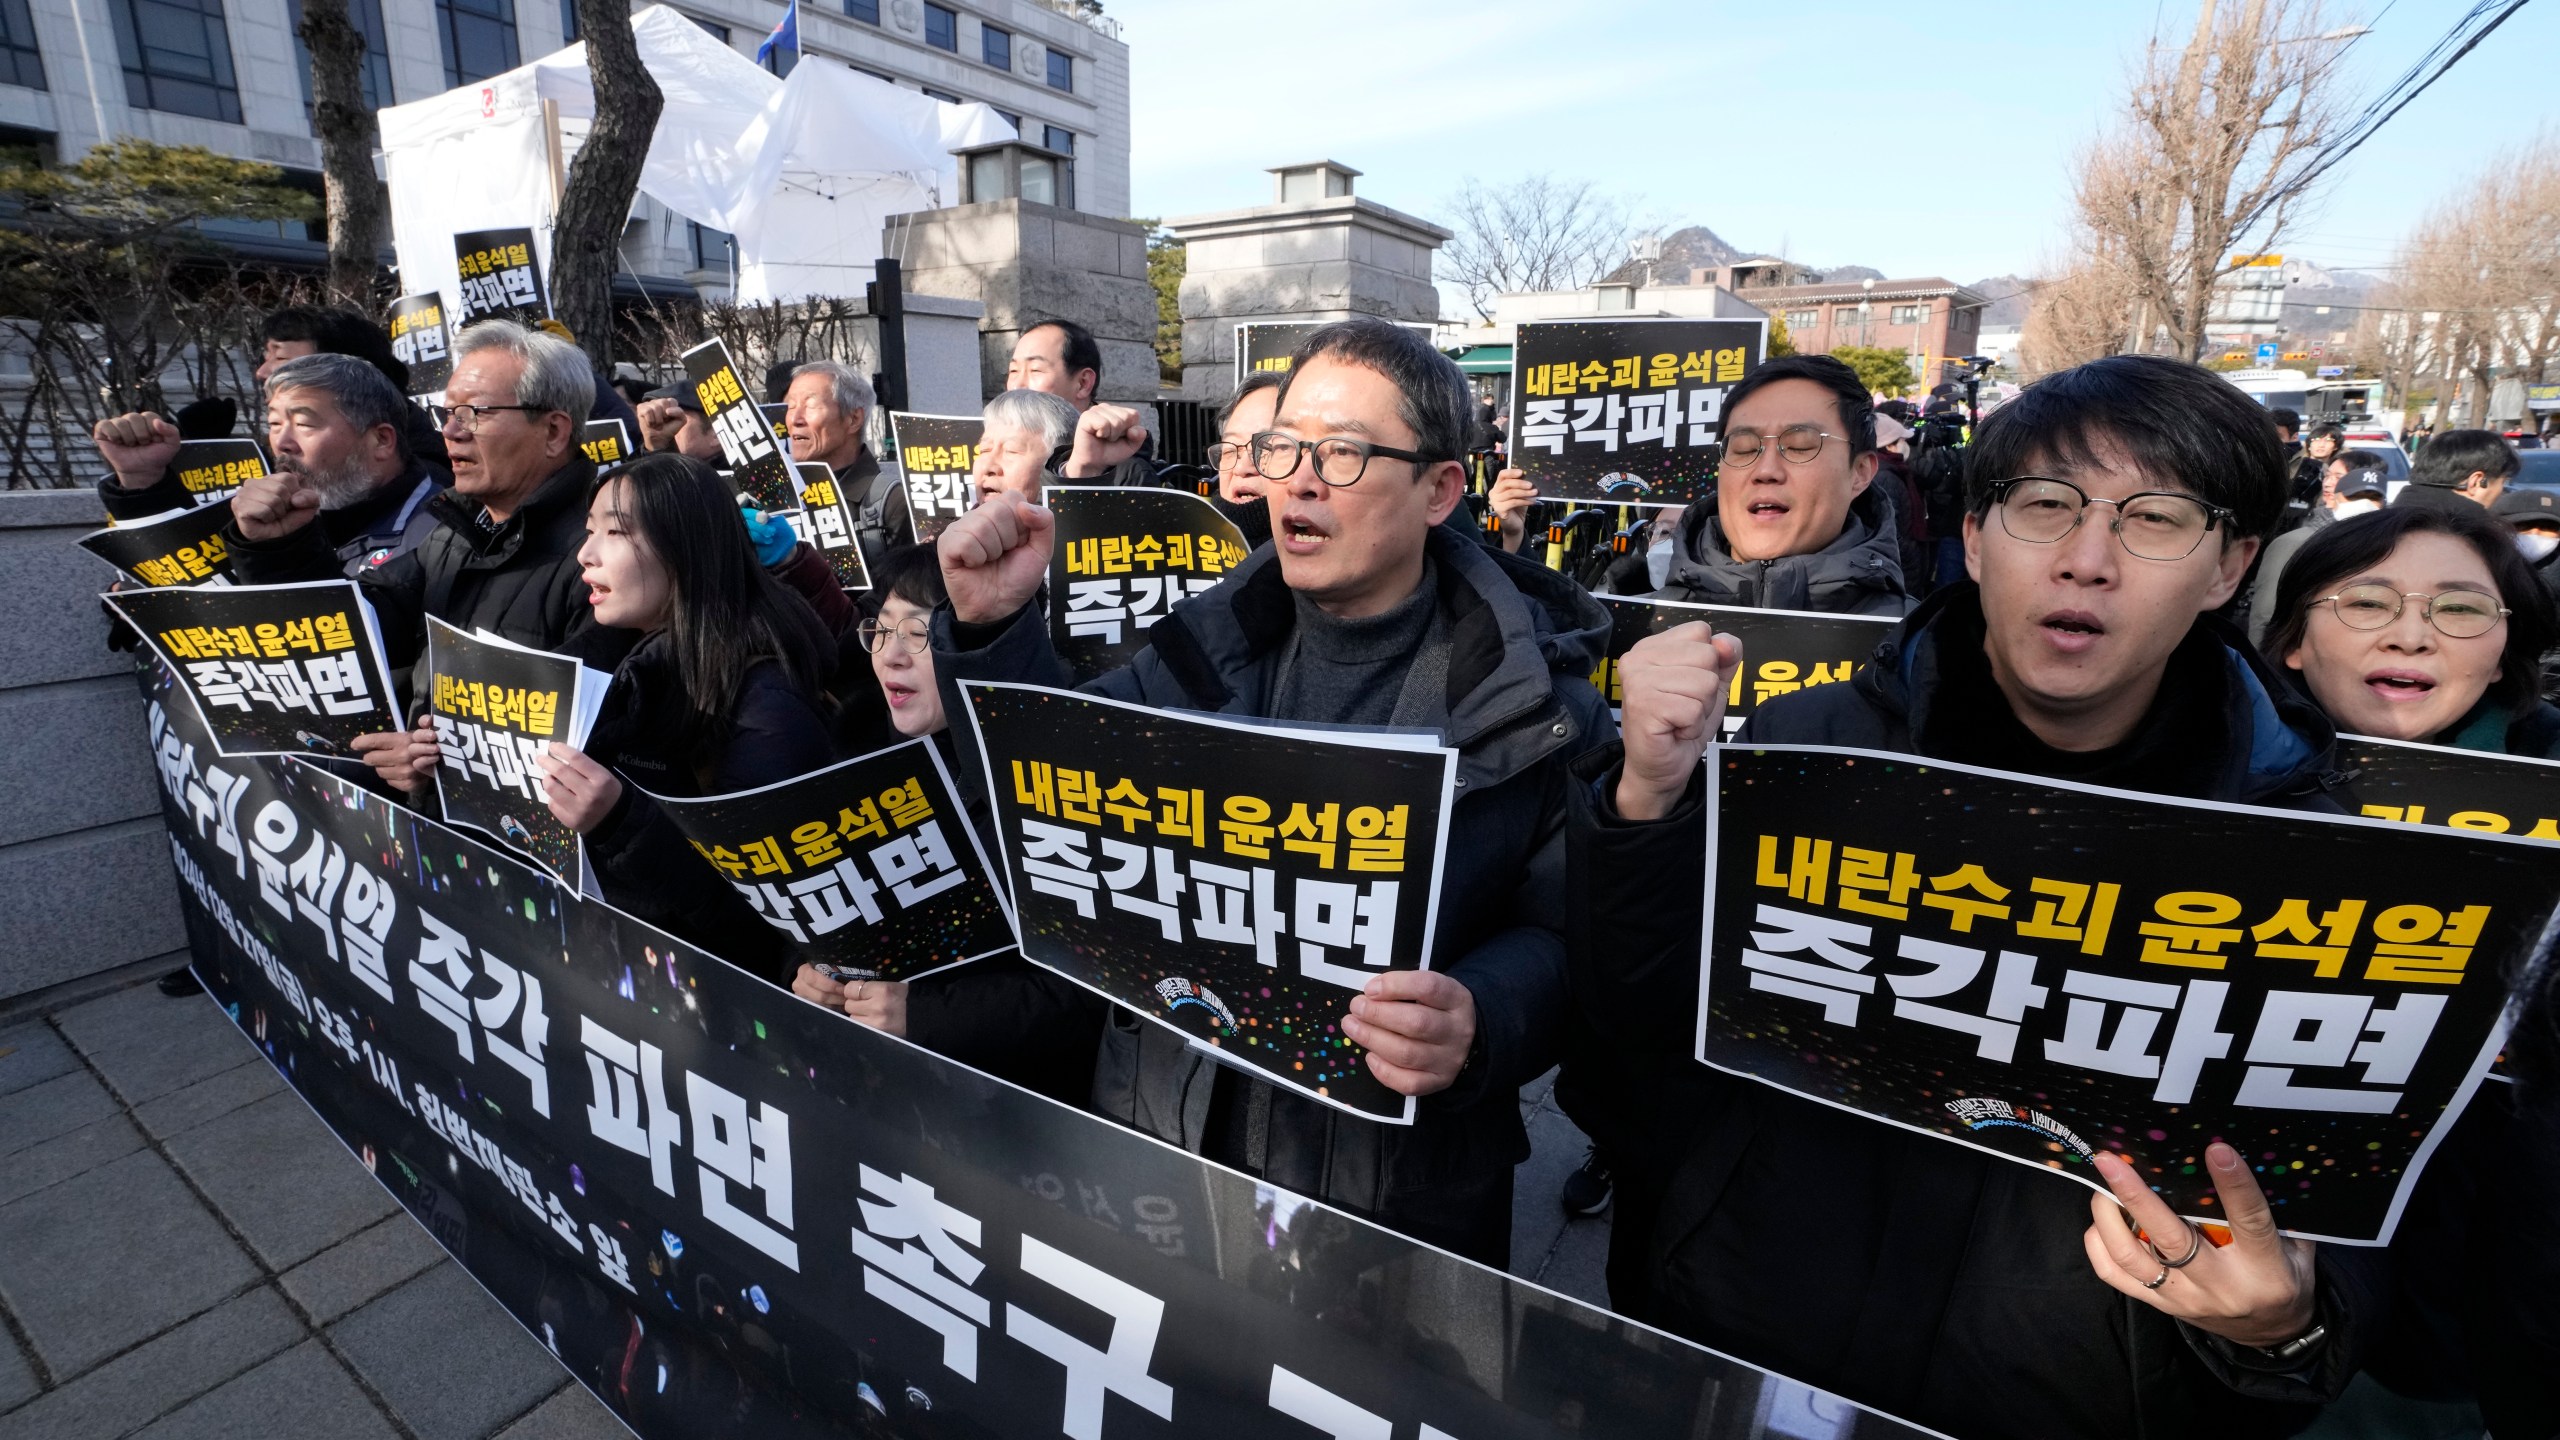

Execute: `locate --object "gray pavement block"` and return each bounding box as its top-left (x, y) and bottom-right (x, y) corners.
top-left (125, 1340), bottom-right (397, 1440)
top-left (492, 1384), bottom-right (633, 1440)
top-left (0, 1113), bottom-right (146, 1208)
top-left (161, 1092), bottom-right (397, 1272)
top-left (1538, 1214), bottom-right (1613, 1311)
top-left (0, 1026), bottom-right (79, 1100)
top-left (0, 1147), bottom-right (259, 1379)
top-left (0, 1334), bottom-right (35, 1414)
top-left (0, 1287), bottom-right (304, 1440)
top-left (328, 1264), bottom-right (566, 1440)
top-left (132, 1060), bottom-right (286, 1143)
top-left (51, 988), bottom-right (253, 1109)
top-left (0, 1071), bottom-right (119, 1160)
top-left (279, 1217), bottom-right (447, 1327)
top-left (1509, 1086), bottom-right (1592, 1278)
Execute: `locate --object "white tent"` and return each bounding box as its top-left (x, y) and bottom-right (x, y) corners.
top-left (376, 6), bottom-right (1012, 317)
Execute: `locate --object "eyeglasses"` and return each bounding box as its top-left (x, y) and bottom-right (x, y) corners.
top-left (1206, 441), bottom-right (1255, 471)
top-left (856, 617), bottom-right (931, 654)
top-left (1984, 476), bottom-right (2234, 562)
top-left (2311, 584), bottom-right (2509, 639)
top-left (430, 403), bottom-right (546, 434)
top-left (1249, 431), bottom-right (1436, 488)
top-left (1720, 424), bottom-right (1845, 465)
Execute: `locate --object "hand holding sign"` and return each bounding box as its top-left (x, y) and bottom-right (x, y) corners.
top-left (2084, 1144), bottom-right (2319, 1350)
top-left (1343, 970), bottom-right (1478, 1096)
top-left (1616, 621), bottom-right (1744, 821)
top-left (229, 463), bottom-right (325, 541)
top-left (940, 490), bottom-right (1055, 624)
top-left (351, 723), bottom-right (432, 794)
top-left (535, 741), bottom-right (624, 833)
top-left (92, 413), bottom-right (183, 490)
top-left (1489, 469), bottom-right (1538, 548)
top-left (1065, 403), bottom-right (1150, 479)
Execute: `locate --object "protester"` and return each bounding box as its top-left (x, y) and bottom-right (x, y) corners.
top-left (784, 360), bottom-right (914, 584)
top-left (1205, 371), bottom-right (1281, 549)
top-left (2261, 505), bottom-right (2560, 757)
top-left (2242, 451), bottom-right (2388, 646)
top-left (229, 318), bottom-right (635, 794)
top-left (1649, 353), bottom-right (1913, 615)
top-left (2271, 406), bottom-right (2302, 458)
top-left (634, 383), bottom-right (724, 463)
top-left (1002, 316), bottom-right (1185, 489)
top-left (2392, 428), bottom-right (2517, 513)
top-left (2284, 421), bottom-right (2343, 525)
top-left (969, 387), bottom-right (1078, 504)
top-left (1005, 318), bottom-right (1103, 411)
top-left (2495, 487), bottom-right (2560, 618)
top-left (928, 318), bottom-right (1613, 1265)
top-left (1563, 353), bottom-right (2371, 1439)
top-left (1870, 409), bottom-right (1933, 588)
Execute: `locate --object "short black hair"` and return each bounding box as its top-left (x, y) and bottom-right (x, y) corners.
top-left (2409, 428), bottom-right (2520, 489)
top-left (2262, 504), bottom-right (2556, 719)
top-left (1721, 353), bottom-right (1874, 458)
top-left (2270, 408), bottom-right (2301, 437)
top-left (263, 305), bottom-right (409, 393)
top-left (1279, 318), bottom-right (1473, 466)
top-left (873, 542), bottom-right (948, 612)
top-left (1966, 353), bottom-right (2288, 541)
top-left (2307, 421), bottom-right (2346, 445)
top-left (1022, 318), bottom-right (1102, 392)
top-left (1217, 369), bottom-right (1285, 430)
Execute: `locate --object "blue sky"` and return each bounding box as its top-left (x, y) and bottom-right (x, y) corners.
top-left (1110, 0), bottom-right (2560, 286)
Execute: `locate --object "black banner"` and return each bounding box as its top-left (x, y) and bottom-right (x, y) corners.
top-left (786, 461), bottom-right (874, 592)
top-left (580, 418), bottom-right (634, 471)
top-left (1704, 744), bottom-right (2540, 1244)
top-left (107, 580), bottom-right (400, 757)
top-left (171, 437), bottom-right (269, 507)
top-left (1045, 486), bottom-right (1252, 683)
top-left (964, 683), bottom-right (1458, 1123)
top-left (2336, 734), bottom-right (2560, 839)
top-left (387, 293), bottom-right (453, 395)
top-left (79, 500), bottom-right (237, 587)
top-left (424, 617), bottom-right (608, 886)
top-left (1233, 323), bottom-right (1323, 385)
top-left (890, 411), bottom-right (978, 543)
top-left (648, 738), bottom-right (1012, 981)
top-left (138, 657), bottom-right (1941, 1440)
top-left (1591, 595), bottom-right (1892, 732)
top-left (682, 337), bottom-right (793, 511)
top-left (1508, 318), bottom-right (1767, 506)
top-left (451, 227), bottom-right (550, 327)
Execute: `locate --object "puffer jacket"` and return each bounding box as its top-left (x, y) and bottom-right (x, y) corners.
top-left (1655, 480), bottom-right (1914, 616)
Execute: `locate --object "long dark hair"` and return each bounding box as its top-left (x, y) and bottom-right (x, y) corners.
top-left (592, 454), bottom-right (832, 753)
top-left (2262, 505), bottom-right (2557, 720)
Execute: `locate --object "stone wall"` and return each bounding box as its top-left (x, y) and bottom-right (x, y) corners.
top-left (1167, 195), bottom-right (1450, 403)
top-left (887, 199), bottom-right (1159, 402)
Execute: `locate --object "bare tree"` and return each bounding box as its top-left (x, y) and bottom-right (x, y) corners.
top-left (549, 0), bottom-right (662, 367)
top-left (2021, 233), bottom-right (2145, 377)
top-left (295, 0), bottom-right (388, 305)
top-left (2379, 133), bottom-right (2560, 425)
top-left (1436, 175), bottom-right (1630, 322)
top-left (2073, 0), bottom-right (2352, 361)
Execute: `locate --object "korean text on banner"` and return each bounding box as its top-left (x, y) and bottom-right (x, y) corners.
top-left (890, 412), bottom-right (980, 544)
top-left (1044, 487), bottom-right (1252, 683)
top-left (682, 336), bottom-right (795, 511)
top-left (1592, 595), bottom-right (1891, 732)
top-left (106, 579), bottom-right (401, 757)
top-left (1509, 317), bottom-right (1768, 506)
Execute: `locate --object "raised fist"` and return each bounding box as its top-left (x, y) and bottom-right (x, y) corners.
top-left (937, 490), bottom-right (1055, 626)
top-left (91, 412), bottom-right (182, 490)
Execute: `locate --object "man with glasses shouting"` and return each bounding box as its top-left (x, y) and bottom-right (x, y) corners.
top-left (1558, 354), bottom-right (2380, 1440)
top-left (230, 319), bottom-right (636, 796)
top-left (927, 318), bottom-right (1613, 1265)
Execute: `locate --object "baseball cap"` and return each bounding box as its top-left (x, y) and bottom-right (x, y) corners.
top-left (644, 382), bottom-right (703, 415)
top-left (2334, 469), bottom-right (2387, 503)
top-left (2493, 488), bottom-right (2560, 524)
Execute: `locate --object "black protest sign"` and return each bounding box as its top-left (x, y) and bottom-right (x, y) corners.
top-left (680, 337), bottom-right (793, 510)
top-left (424, 617), bottom-right (607, 886)
top-left (386, 293), bottom-right (452, 394)
top-left (2336, 734), bottom-right (2560, 840)
top-left (1705, 745), bottom-right (2542, 1244)
top-left (79, 499), bottom-right (237, 587)
top-left (107, 581), bottom-right (398, 757)
top-left (135, 662), bottom-right (1945, 1440)
top-left (1592, 594), bottom-right (1892, 732)
top-left (1044, 486), bottom-right (1252, 682)
top-left (890, 411), bottom-right (978, 542)
top-left (1234, 322), bottom-right (1323, 385)
top-left (965, 683), bottom-right (1458, 1123)
top-left (649, 739), bottom-right (1010, 981)
top-left (578, 417), bottom-right (633, 471)
top-left (1509, 317), bottom-right (1766, 505)
top-left (172, 438), bottom-right (268, 507)
top-left (451, 227), bottom-right (550, 327)
top-left (787, 461), bottom-right (873, 591)
top-left (759, 401), bottom-right (792, 447)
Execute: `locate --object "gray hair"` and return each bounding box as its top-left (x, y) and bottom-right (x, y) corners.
top-left (265, 352), bottom-right (411, 451)
top-left (451, 318), bottom-right (595, 420)
top-left (982, 387), bottom-right (1079, 454)
top-left (791, 359), bottom-right (875, 416)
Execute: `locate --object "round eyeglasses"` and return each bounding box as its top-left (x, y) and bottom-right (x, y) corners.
top-left (1720, 424), bottom-right (1843, 466)
top-left (856, 617), bottom-right (931, 654)
top-left (2310, 584), bottom-right (2509, 640)
top-left (1984, 477), bottom-right (2234, 562)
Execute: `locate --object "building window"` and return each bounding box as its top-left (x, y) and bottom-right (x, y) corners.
top-left (1889, 304), bottom-right (1924, 325)
top-left (0, 0), bottom-right (46, 91)
top-left (843, 0), bottom-right (876, 21)
top-left (689, 221), bottom-right (732, 272)
top-left (437, 0), bottom-right (518, 86)
top-left (850, 62), bottom-right (892, 81)
top-left (1833, 307), bottom-right (1860, 330)
top-left (556, 0), bottom-right (572, 39)
top-left (922, 1), bottom-right (953, 50)
top-left (980, 22), bottom-right (1008, 68)
top-left (764, 42), bottom-right (794, 75)
top-left (993, 108), bottom-right (1018, 132)
top-left (1041, 123), bottom-right (1072, 153)
top-left (288, 0), bottom-right (393, 115)
top-left (686, 12), bottom-right (726, 40)
top-left (920, 85), bottom-right (958, 102)
top-left (1784, 310), bottom-right (1817, 330)
top-left (112, 0), bottom-right (242, 120)
top-left (1044, 46), bottom-right (1070, 91)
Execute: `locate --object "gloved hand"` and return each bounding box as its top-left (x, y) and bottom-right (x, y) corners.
top-left (737, 499), bottom-right (798, 567)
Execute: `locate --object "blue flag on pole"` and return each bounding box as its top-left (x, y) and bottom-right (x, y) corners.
top-left (756, 0), bottom-right (797, 69)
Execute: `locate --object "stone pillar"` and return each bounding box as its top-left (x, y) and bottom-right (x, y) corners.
top-left (884, 201), bottom-right (1159, 404)
top-left (1167, 162), bottom-right (1451, 403)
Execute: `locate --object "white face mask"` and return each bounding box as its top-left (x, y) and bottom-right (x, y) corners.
top-left (2520, 531), bottom-right (2560, 563)
top-left (1647, 535), bottom-right (1675, 589)
top-left (2330, 498), bottom-right (2381, 519)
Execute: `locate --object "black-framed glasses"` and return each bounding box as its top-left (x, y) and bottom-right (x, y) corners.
top-left (2311, 584), bottom-right (2509, 639)
top-left (430, 403), bottom-right (546, 434)
top-left (856, 617), bottom-right (931, 654)
top-left (1984, 476), bottom-right (2234, 561)
top-left (1249, 431), bottom-right (1436, 488)
top-left (1721, 424), bottom-right (1844, 465)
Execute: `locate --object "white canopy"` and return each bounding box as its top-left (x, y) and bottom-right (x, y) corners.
top-left (377, 6), bottom-right (1013, 314)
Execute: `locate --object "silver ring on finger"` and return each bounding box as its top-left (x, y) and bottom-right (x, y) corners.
top-left (2142, 1262), bottom-right (2171, 1290)
top-left (2153, 1222), bottom-right (2207, 1269)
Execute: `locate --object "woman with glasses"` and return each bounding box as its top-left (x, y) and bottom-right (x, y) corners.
top-left (2260, 505), bottom-right (2560, 757)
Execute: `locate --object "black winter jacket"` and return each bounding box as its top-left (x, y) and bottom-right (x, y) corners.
top-left (1655, 480), bottom-right (1915, 616)
top-left (1562, 583), bottom-right (2380, 1440)
top-left (931, 523), bottom-right (1615, 1263)
top-left (833, 446), bottom-right (916, 594)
